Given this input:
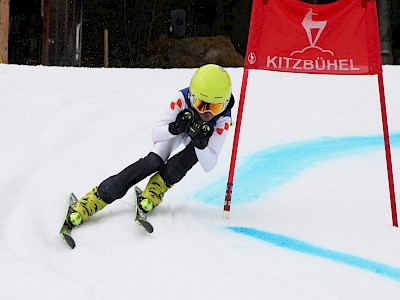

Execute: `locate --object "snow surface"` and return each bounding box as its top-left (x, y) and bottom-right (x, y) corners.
top-left (1, 64), bottom-right (400, 299)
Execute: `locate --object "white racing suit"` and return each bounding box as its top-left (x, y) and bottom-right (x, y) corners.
top-left (97, 87), bottom-right (234, 204)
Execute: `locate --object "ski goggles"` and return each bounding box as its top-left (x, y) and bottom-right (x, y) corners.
top-left (190, 94), bottom-right (226, 116)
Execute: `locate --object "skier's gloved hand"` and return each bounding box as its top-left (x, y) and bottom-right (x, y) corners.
top-left (168, 109), bottom-right (195, 135)
top-left (188, 118), bottom-right (214, 149)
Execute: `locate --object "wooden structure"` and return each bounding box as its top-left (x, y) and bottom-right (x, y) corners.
top-left (0, 0), bottom-right (10, 63)
top-left (1, 0), bottom-right (82, 66)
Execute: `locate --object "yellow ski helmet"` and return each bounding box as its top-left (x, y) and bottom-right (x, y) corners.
top-left (189, 64), bottom-right (232, 104)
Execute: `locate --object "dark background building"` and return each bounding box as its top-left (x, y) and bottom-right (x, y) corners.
top-left (2, 0), bottom-right (400, 67)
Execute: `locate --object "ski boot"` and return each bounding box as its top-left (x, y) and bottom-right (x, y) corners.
top-left (139, 173), bottom-right (171, 213)
top-left (68, 186), bottom-right (108, 227)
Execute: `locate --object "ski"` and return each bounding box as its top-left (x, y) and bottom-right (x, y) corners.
top-left (59, 193), bottom-right (78, 249)
top-left (134, 186), bottom-right (154, 233)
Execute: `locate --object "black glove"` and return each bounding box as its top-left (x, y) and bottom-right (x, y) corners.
top-left (188, 117), bottom-right (214, 149)
top-left (168, 109), bottom-right (195, 135)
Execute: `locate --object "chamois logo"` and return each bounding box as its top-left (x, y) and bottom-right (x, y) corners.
top-left (291, 8), bottom-right (334, 56)
top-left (247, 52), bottom-right (256, 65)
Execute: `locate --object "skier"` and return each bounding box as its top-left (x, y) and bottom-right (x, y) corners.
top-left (67, 64), bottom-right (235, 227)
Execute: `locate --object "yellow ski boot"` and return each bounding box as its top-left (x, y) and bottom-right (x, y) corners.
top-left (69, 187), bottom-right (108, 226)
top-left (140, 173), bottom-right (171, 213)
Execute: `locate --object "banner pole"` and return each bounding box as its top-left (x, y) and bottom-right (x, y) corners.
top-left (377, 71), bottom-right (398, 227)
top-left (224, 68), bottom-right (249, 219)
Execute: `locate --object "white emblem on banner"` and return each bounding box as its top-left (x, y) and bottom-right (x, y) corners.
top-left (291, 9), bottom-right (334, 56)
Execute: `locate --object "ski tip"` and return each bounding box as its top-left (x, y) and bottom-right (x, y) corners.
top-left (136, 219), bottom-right (154, 234)
top-left (61, 233), bottom-right (76, 249)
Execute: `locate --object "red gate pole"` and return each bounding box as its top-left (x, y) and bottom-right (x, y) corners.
top-left (224, 68), bottom-right (249, 219)
top-left (377, 71), bottom-right (398, 227)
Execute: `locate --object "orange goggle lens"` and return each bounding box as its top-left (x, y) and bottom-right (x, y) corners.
top-left (193, 99), bottom-right (225, 115)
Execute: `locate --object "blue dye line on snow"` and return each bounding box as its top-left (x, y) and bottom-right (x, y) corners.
top-left (228, 227), bottom-right (400, 282)
top-left (195, 133), bottom-right (400, 205)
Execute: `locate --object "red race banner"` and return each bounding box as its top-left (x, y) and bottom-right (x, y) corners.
top-left (245, 0), bottom-right (382, 75)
